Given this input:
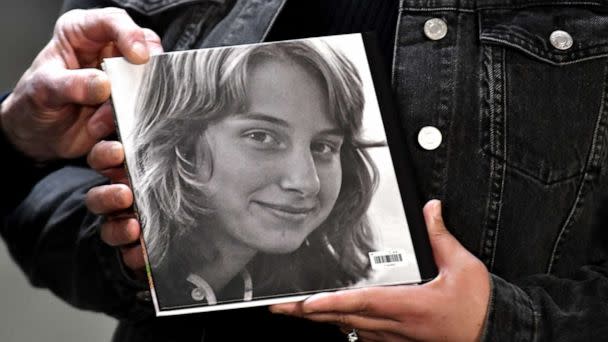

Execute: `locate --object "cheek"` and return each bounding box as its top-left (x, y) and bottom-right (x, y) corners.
top-left (209, 152), bottom-right (277, 204)
top-left (318, 160), bottom-right (342, 206)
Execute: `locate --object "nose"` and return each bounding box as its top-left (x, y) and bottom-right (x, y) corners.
top-left (279, 148), bottom-right (321, 197)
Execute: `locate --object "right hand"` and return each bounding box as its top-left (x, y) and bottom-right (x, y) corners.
top-left (86, 140), bottom-right (145, 273)
top-left (0, 7), bottom-right (162, 162)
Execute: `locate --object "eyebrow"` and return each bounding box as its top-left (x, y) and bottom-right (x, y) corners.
top-left (238, 112), bottom-right (289, 127)
top-left (237, 112), bottom-right (344, 137)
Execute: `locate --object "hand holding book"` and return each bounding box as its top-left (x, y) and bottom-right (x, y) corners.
top-left (0, 8), bottom-right (161, 162)
top-left (271, 200), bottom-right (491, 342)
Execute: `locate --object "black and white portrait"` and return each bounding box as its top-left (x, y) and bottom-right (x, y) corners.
top-left (105, 34), bottom-right (421, 315)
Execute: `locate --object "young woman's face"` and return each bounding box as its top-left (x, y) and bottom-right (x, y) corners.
top-left (202, 57), bottom-right (343, 254)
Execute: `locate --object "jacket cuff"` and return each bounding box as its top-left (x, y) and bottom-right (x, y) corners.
top-left (482, 274), bottom-right (539, 342)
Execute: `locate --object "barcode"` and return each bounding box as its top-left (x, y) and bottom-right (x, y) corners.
top-left (373, 254), bottom-right (403, 264)
top-left (369, 249), bottom-right (408, 270)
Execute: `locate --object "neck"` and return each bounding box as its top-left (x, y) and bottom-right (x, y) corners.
top-left (186, 221), bottom-right (258, 294)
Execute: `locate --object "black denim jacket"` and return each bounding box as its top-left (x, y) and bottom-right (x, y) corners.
top-left (3, 0), bottom-right (608, 341)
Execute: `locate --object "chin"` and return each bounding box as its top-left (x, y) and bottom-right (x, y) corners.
top-left (258, 239), bottom-right (305, 254)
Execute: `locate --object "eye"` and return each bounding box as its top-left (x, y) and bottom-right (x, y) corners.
top-left (243, 130), bottom-right (281, 147)
top-left (311, 140), bottom-right (342, 157)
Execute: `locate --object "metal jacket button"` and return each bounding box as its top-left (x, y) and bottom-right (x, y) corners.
top-left (550, 30), bottom-right (573, 50)
top-left (424, 18), bottom-right (448, 40)
top-left (418, 126), bottom-right (442, 150)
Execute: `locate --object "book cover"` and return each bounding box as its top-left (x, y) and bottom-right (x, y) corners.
top-left (104, 33), bottom-right (436, 316)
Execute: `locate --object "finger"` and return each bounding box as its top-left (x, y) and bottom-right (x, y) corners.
top-left (87, 140), bottom-right (124, 170)
top-left (87, 101), bottom-right (115, 139)
top-left (304, 313), bottom-right (400, 334)
top-left (120, 243), bottom-right (146, 271)
top-left (100, 217), bottom-right (140, 247)
top-left (300, 288), bottom-right (414, 318)
top-left (99, 42), bottom-right (120, 60)
top-left (34, 67), bottom-right (110, 108)
top-left (51, 105), bottom-right (100, 159)
top-left (422, 200), bottom-right (463, 268)
top-left (56, 7), bottom-right (150, 64)
top-left (142, 28), bottom-right (163, 55)
top-left (98, 28), bottom-right (162, 60)
top-left (269, 301), bottom-right (305, 316)
top-left (86, 184), bottom-right (133, 214)
top-left (359, 330), bottom-right (413, 342)
top-left (357, 332), bottom-right (384, 342)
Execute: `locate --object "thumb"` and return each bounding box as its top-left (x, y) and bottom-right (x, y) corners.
top-left (36, 66), bottom-right (110, 108)
top-left (56, 8), bottom-right (150, 64)
top-left (423, 200), bottom-right (462, 268)
top-left (143, 28), bottom-right (164, 56)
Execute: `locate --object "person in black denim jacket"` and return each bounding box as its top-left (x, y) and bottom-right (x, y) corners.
top-left (3, 0), bottom-right (608, 341)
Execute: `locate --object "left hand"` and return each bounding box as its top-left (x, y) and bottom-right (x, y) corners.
top-left (270, 200), bottom-right (491, 342)
top-left (85, 140), bottom-right (145, 273)
top-left (0, 8), bottom-right (162, 162)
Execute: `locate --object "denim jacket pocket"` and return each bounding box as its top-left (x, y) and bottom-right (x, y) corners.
top-left (107, 0), bottom-right (225, 15)
top-left (478, 6), bottom-right (608, 184)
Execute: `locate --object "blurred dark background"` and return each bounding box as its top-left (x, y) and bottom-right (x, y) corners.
top-left (0, 1), bottom-right (117, 341)
top-left (1, 1), bottom-right (61, 90)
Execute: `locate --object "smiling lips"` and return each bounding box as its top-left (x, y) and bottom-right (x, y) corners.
top-left (253, 201), bottom-right (317, 221)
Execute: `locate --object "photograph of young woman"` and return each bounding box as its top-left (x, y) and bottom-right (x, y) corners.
top-left (110, 36), bottom-right (421, 313)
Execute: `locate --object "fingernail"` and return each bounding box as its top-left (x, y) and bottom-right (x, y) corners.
top-left (143, 29), bottom-right (163, 56)
top-left (110, 142), bottom-right (123, 160)
top-left (432, 200), bottom-right (442, 220)
top-left (301, 293), bottom-right (329, 313)
top-left (131, 41), bottom-right (149, 62)
top-left (89, 74), bottom-right (110, 101)
top-left (306, 292), bottom-right (330, 303)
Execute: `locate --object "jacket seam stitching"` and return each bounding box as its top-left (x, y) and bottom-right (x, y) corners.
top-left (479, 45), bottom-right (506, 269)
top-left (480, 37), bottom-right (608, 66)
top-left (490, 49), bottom-right (507, 269)
top-left (489, 47), bottom-right (508, 269)
top-left (482, 151), bottom-right (586, 185)
top-left (479, 45), bottom-right (495, 265)
top-left (391, 0), bottom-right (406, 86)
